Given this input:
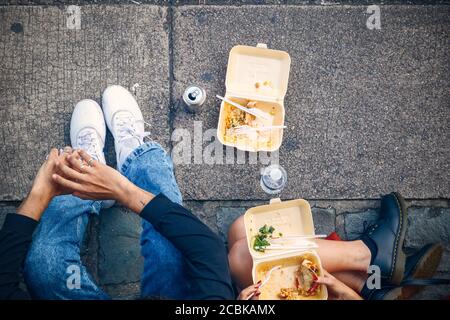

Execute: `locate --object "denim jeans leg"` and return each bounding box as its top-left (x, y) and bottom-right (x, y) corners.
top-left (120, 141), bottom-right (190, 299)
top-left (24, 195), bottom-right (109, 300)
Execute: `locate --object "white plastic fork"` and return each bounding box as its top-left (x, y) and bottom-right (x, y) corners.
top-left (263, 243), bottom-right (318, 250)
top-left (269, 234), bottom-right (328, 242)
top-left (234, 125), bottom-right (287, 135)
top-left (216, 95), bottom-right (273, 122)
top-left (260, 265), bottom-right (282, 288)
top-left (246, 265), bottom-right (282, 300)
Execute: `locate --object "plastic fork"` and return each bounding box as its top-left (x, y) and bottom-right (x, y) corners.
top-left (246, 265), bottom-right (282, 300)
top-left (263, 243), bottom-right (319, 250)
top-left (269, 234), bottom-right (328, 242)
top-left (233, 125), bottom-right (287, 135)
top-left (216, 95), bottom-right (273, 122)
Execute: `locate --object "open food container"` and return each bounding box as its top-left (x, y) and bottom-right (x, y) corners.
top-left (217, 43), bottom-right (291, 152)
top-left (244, 198), bottom-right (328, 300)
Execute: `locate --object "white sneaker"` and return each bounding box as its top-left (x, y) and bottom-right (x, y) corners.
top-left (70, 99), bottom-right (106, 164)
top-left (70, 99), bottom-right (114, 208)
top-left (101, 85), bottom-right (150, 169)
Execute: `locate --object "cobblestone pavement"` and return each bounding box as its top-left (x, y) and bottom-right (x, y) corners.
top-left (0, 1), bottom-right (449, 299)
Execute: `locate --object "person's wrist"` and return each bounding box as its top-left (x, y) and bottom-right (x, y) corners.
top-left (335, 282), bottom-right (362, 300)
top-left (30, 185), bottom-right (54, 205)
top-left (344, 289), bottom-right (363, 300)
top-left (116, 180), bottom-right (154, 214)
top-left (115, 178), bottom-right (136, 207)
top-left (17, 188), bottom-right (53, 221)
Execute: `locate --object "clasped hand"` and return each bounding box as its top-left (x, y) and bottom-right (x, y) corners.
top-left (50, 147), bottom-right (130, 203)
top-left (21, 146), bottom-right (148, 221)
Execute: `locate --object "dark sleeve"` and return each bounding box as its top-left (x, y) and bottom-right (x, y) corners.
top-left (0, 213), bottom-right (38, 300)
top-left (140, 193), bottom-right (235, 300)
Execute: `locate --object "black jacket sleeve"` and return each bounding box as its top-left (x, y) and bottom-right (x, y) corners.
top-left (0, 213), bottom-right (38, 299)
top-left (140, 193), bottom-right (235, 300)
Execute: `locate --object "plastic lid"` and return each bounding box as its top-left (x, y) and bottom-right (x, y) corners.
top-left (244, 199), bottom-right (316, 261)
top-left (270, 168), bottom-right (282, 181)
top-left (225, 45), bottom-right (291, 102)
top-left (261, 165), bottom-right (287, 194)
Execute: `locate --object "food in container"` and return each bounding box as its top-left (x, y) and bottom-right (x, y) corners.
top-left (255, 252), bottom-right (325, 300)
top-left (221, 99), bottom-right (281, 150)
top-left (252, 224), bottom-right (279, 252)
top-left (217, 44), bottom-right (290, 152)
top-left (223, 100), bottom-right (277, 148)
top-left (244, 198), bottom-right (328, 300)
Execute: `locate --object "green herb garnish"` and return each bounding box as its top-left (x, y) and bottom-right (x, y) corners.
top-left (253, 225), bottom-right (276, 252)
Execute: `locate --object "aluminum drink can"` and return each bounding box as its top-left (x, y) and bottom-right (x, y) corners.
top-left (182, 85), bottom-right (206, 113)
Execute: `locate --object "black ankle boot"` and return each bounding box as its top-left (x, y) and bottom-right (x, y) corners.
top-left (359, 192), bottom-right (408, 286)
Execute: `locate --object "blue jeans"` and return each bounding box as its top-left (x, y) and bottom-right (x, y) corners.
top-left (24, 142), bottom-right (190, 299)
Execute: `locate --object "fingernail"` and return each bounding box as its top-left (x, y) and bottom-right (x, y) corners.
top-left (257, 280), bottom-right (262, 284)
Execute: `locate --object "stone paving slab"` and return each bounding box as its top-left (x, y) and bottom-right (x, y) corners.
top-left (103, 282), bottom-right (141, 300)
top-left (98, 206), bottom-right (143, 285)
top-left (2, 1), bottom-right (450, 5)
top-left (172, 5), bottom-right (450, 200)
top-left (0, 5), bottom-right (170, 200)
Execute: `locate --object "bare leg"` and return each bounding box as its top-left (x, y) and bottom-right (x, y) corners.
top-left (228, 239), bottom-right (254, 290)
top-left (228, 216), bottom-right (253, 289)
top-left (333, 271), bottom-right (367, 293)
top-left (228, 215), bottom-right (246, 250)
top-left (314, 239), bottom-right (371, 273)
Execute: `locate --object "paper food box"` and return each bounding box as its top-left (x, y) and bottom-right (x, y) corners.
top-left (217, 43), bottom-right (291, 152)
top-left (244, 198), bottom-right (328, 300)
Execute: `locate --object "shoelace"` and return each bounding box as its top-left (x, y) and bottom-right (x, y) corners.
top-left (114, 112), bottom-right (151, 145)
top-left (358, 220), bottom-right (379, 237)
top-left (77, 129), bottom-right (101, 161)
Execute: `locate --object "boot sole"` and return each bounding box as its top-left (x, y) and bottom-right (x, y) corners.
top-left (400, 244), bottom-right (443, 299)
top-left (390, 192), bottom-right (408, 285)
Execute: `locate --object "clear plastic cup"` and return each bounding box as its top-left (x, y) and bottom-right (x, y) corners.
top-left (260, 164), bottom-right (287, 194)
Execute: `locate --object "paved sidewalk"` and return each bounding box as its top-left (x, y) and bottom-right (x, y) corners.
top-left (0, 1), bottom-right (448, 299)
